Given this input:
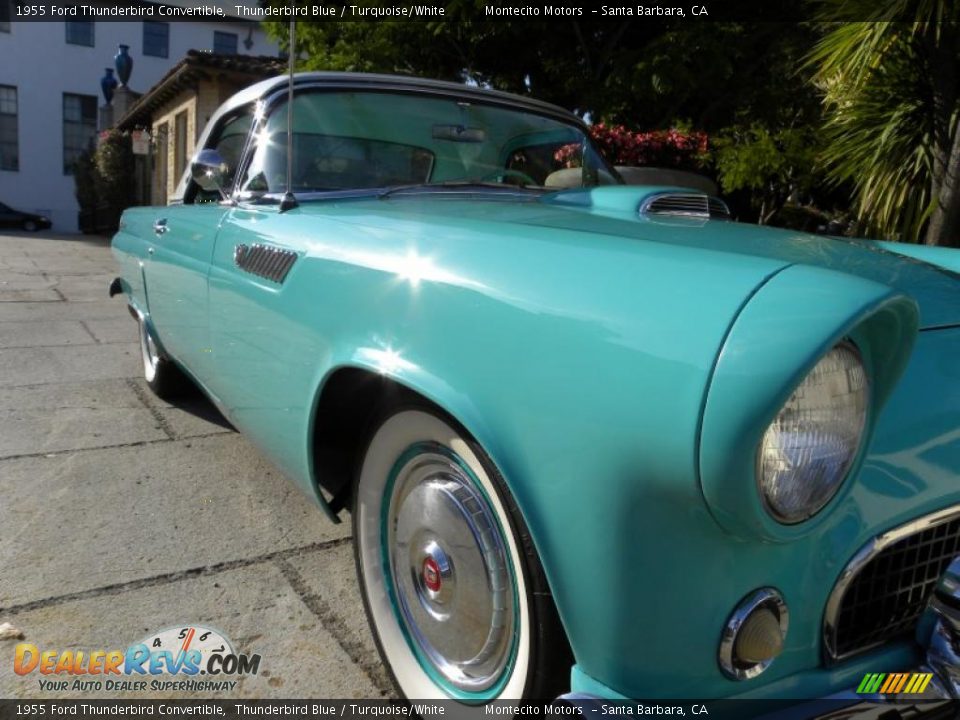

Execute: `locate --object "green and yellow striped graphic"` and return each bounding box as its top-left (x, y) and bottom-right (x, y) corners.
top-left (856, 672), bottom-right (933, 695)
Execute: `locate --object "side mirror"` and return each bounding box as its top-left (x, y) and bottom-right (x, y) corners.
top-left (191, 149), bottom-right (230, 197)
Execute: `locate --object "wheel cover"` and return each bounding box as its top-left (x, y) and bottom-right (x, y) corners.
top-left (382, 442), bottom-right (518, 696)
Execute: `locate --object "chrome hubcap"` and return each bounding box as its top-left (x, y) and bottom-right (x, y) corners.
top-left (386, 443), bottom-right (516, 693)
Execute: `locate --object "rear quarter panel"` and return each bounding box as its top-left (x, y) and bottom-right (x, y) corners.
top-left (112, 208), bottom-right (157, 318)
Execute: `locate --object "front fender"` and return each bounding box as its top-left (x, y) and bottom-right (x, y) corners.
top-left (869, 241), bottom-right (960, 278)
top-left (699, 264), bottom-right (920, 541)
top-left (289, 241), bottom-right (791, 699)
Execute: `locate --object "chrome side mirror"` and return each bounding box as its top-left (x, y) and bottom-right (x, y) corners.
top-left (191, 149), bottom-right (230, 198)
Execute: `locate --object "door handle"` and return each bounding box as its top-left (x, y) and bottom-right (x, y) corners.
top-left (153, 219), bottom-right (168, 235)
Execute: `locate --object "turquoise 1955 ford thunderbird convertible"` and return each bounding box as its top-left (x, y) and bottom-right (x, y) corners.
top-left (110, 72), bottom-right (960, 710)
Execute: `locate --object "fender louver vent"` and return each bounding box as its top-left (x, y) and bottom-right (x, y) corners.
top-left (234, 244), bottom-right (298, 284)
top-left (641, 193), bottom-right (731, 220)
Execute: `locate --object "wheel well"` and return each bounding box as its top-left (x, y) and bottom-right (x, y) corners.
top-left (326, 369), bottom-right (576, 693)
top-left (311, 367), bottom-right (421, 513)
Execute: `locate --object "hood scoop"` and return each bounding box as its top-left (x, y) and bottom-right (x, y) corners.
top-left (540, 186), bottom-right (732, 222)
top-left (641, 192), bottom-right (731, 220)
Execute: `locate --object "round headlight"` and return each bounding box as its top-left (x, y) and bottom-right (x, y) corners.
top-left (758, 342), bottom-right (868, 524)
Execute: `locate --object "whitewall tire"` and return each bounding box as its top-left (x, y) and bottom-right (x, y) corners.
top-left (137, 317), bottom-right (187, 399)
top-left (353, 406), bottom-right (570, 701)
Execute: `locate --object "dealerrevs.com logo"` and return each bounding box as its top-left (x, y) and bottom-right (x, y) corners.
top-left (14, 625), bottom-right (261, 693)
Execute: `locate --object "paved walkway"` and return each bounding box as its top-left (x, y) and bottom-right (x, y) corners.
top-left (0, 231), bottom-right (389, 699)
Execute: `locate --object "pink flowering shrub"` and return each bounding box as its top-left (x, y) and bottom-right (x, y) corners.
top-left (556, 124), bottom-right (709, 170)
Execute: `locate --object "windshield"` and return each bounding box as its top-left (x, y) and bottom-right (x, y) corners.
top-left (238, 90), bottom-right (618, 197)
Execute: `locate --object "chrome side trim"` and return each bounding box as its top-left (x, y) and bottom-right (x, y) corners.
top-left (718, 587), bottom-right (789, 680)
top-left (233, 243), bottom-right (298, 284)
top-left (823, 503), bottom-right (960, 663)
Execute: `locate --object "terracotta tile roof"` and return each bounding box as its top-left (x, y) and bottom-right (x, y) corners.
top-left (117, 50), bottom-right (286, 129)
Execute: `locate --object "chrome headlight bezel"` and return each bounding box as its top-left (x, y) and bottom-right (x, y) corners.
top-left (756, 341), bottom-right (870, 525)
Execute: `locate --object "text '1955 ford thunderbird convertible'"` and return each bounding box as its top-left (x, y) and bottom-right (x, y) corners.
top-left (110, 72), bottom-right (960, 711)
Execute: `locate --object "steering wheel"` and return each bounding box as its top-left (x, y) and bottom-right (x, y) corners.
top-left (482, 169), bottom-right (539, 187)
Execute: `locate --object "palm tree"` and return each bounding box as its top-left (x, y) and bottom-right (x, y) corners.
top-left (809, 1), bottom-right (959, 246)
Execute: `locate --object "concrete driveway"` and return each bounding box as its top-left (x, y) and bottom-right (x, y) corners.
top-left (0, 231), bottom-right (390, 699)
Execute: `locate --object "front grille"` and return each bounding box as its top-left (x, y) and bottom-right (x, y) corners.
top-left (824, 507), bottom-right (960, 662)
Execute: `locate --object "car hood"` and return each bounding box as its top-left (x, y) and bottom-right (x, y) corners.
top-left (304, 185), bottom-right (960, 330)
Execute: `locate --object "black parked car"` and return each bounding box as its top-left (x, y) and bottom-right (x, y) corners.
top-left (0, 202), bottom-right (51, 231)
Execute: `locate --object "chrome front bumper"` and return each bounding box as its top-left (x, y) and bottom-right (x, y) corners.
top-left (557, 557), bottom-right (960, 718)
top-left (916, 572), bottom-right (960, 700)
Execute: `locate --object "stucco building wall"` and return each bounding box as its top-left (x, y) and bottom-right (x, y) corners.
top-left (0, 18), bottom-right (278, 231)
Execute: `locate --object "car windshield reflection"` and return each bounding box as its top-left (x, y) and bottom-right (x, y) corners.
top-left (233, 90), bottom-right (618, 202)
